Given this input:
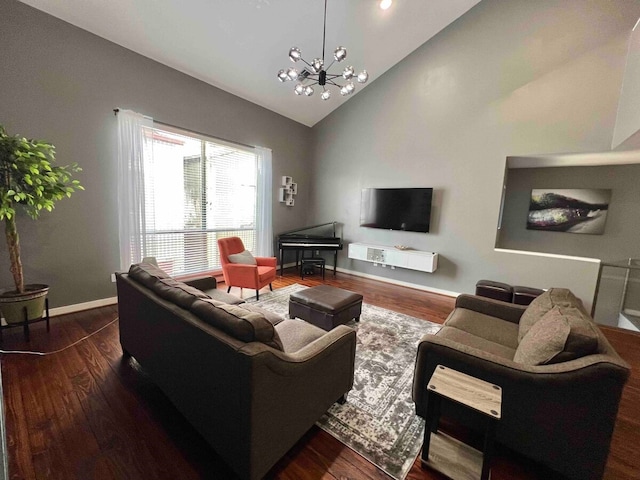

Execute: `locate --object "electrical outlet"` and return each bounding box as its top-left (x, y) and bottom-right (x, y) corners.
top-left (110, 273), bottom-right (116, 283)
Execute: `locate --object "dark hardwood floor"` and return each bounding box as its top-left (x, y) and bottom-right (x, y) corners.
top-left (1, 269), bottom-right (639, 479)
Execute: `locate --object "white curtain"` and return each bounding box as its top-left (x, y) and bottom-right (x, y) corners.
top-left (116, 109), bottom-right (152, 270)
top-left (255, 146), bottom-right (273, 256)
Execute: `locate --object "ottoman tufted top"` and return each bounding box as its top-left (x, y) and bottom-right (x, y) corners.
top-left (290, 285), bottom-right (363, 313)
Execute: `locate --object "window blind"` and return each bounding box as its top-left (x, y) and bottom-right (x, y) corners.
top-left (139, 125), bottom-right (257, 276)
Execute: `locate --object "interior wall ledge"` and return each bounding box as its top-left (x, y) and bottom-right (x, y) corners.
top-left (494, 248), bottom-right (601, 264)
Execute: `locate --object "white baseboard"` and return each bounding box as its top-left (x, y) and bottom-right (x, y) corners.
top-left (334, 266), bottom-right (460, 298)
top-left (49, 296), bottom-right (117, 317)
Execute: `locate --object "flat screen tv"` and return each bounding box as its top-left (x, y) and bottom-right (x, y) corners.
top-left (360, 187), bottom-right (433, 233)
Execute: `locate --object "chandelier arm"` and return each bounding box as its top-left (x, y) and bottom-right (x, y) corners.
top-left (325, 79), bottom-right (343, 87)
top-left (324, 73), bottom-right (343, 79)
top-left (299, 57), bottom-right (313, 68)
top-left (325, 59), bottom-right (336, 71)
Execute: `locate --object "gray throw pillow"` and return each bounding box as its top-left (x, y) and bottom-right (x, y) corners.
top-left (518, 288), bottom-right (582, 343)
top-left (228, 250), bottom-right (257, 265)
top-left (514, 306), bottom-right (599, 365)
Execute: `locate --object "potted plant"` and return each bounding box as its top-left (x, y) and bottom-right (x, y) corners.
top-left (0, 124), bottom-right (83, 324)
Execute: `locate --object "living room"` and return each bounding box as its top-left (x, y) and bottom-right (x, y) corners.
top-left (2, 0), bottom-right (640, 479)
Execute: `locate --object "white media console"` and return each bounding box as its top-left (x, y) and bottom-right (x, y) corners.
top-left (348, 243), bottom-right (438, 273)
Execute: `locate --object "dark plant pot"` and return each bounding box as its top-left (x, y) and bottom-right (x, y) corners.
top-left (0, 284), bottom-right (49, 325)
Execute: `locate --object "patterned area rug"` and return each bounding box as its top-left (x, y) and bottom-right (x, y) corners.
top-left (249, 284), bottom-right (441, 480)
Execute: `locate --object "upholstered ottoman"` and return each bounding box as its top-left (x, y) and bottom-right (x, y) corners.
top-left (289, 285), bottom-right (363, 331)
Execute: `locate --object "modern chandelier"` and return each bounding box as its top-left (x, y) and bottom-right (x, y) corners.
top-left (276, 0), bottom-right (368, 100)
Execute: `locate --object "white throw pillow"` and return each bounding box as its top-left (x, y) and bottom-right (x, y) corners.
top-left (228, 250), bottom-right (257, 265)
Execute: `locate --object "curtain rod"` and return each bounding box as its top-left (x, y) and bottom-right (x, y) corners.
top-left (113, 108), bottom-right (256, 150)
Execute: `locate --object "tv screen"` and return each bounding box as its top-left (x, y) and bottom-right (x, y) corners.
top-left (360, 188), bottom-right (433, 233)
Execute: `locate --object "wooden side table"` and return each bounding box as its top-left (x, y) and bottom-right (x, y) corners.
top-left (421, 365), bottom-right (502, 480)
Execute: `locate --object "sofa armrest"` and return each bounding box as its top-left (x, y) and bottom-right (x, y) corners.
top-left (455, 294), bottom-right (526, 324)
top-left (183, 275), bottom-right (217, 292)
top-left (239, 325), bottom-right (356, 374)
top-left (239, 325), bottom-right (356, 472)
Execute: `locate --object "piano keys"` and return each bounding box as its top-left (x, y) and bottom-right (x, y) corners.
top-left (277, 222), bottom-right (343, 276)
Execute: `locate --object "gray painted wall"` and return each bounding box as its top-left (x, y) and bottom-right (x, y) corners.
top-left (497, 164), bottom-right (640, 261)
top-left (309, 0), bottom-right (640, 306)
top-left (0, 0), bottom-right (312, 307)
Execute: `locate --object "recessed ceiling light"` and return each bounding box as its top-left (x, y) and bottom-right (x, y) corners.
top-left (379, 0), bottom-right (392, 10)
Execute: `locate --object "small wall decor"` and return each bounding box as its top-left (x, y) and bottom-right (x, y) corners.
top-left (527, 189), bottom-right (612, 234)
top-left (279, 176), bottom-right (297, 207)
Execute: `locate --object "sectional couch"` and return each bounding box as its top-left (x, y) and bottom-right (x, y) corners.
top-left (116, 263), bottom-right (356, 480)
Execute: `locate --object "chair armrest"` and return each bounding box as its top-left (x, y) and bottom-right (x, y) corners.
top-left (455, 294), bottom-right (526, 324)
top-left (183, 275), bottom-right (217, 292)
top-left (255, 256), bottom-right (277, 267)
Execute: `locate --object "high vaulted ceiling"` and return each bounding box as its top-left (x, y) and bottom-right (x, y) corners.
top-left (19, 0), bottom-right (480, 127)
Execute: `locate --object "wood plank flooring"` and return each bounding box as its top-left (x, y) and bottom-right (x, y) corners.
top-left (1, 269), bottom-right (639, 479)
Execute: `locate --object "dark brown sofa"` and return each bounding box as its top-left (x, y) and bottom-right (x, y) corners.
top-left (117, 263), bottom-right (356, 480)
top-left (412, 288), bottom-right (630, 480)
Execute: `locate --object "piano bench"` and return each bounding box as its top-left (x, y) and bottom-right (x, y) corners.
top-left (289, 285), bottom-right (362, 331)
top-left (301, 257), bottom-right (326, 280)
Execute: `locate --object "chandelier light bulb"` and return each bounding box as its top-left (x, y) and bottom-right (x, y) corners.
top-left (379, 0), bottom-right (392, 10)
top-left (357, 70), bottom-right (369, 83)
top-left (294, 83), bottom-right (305, 95)
top-left (334, 46), bottom-right (347, 62)
top-left (342, 66), bottom-right (355, 80)
top-left (277, 69), bottom-right (288, 82)
top-left (289, 47), bottom-right (302, 62)
top-left (286, 67), bottom-right (299, 81)
top-left (321, 90), bottom-right (331, 100)
top-left (304, 85), bottom-right (314, 96)
top-left (311, 58), bottom-right (324, 73)
top-left (340, 85), bottom-right (349, 96)
top-left (345, 81), bottom-right (355, 94)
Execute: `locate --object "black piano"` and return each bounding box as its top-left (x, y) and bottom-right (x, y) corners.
top-left (277, 222), bottom-right (343, 276)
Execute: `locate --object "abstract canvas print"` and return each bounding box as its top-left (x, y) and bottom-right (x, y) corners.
top-left (527, 189), bottom-right (611, 234)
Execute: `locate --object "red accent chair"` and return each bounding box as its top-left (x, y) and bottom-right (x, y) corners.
top-left (217, 237), bottom-right (277, 300)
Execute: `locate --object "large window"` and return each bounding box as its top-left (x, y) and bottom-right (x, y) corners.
top-left (117, 110), bottom-right (272, 276)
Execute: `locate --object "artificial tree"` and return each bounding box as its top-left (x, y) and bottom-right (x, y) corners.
top-left (0, 124), bottom-right (83, 296)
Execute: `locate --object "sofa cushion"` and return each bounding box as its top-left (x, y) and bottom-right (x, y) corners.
top-left (240, 303), bottom-right (286, 326)
top-left (437, 326), bottom-right (517, 360)
top-left (445, 308), bottom-right (519, 350)
top-left (152, 278), bottom-right (210, 309)
top-left (228, 250), bottom-right (257, 265)
top-left (128, 262), bottom-right (171, 289)
top-left (514, 306), bottom-right (599, 365)
top-left (275, 318), bottom-right (326, 353)
top-left (207, 289), bottom-right (246, 305)
top-left (190, 299), bottom-right (283, 350)
top-left (518, 288), bottom-right (584, 343)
